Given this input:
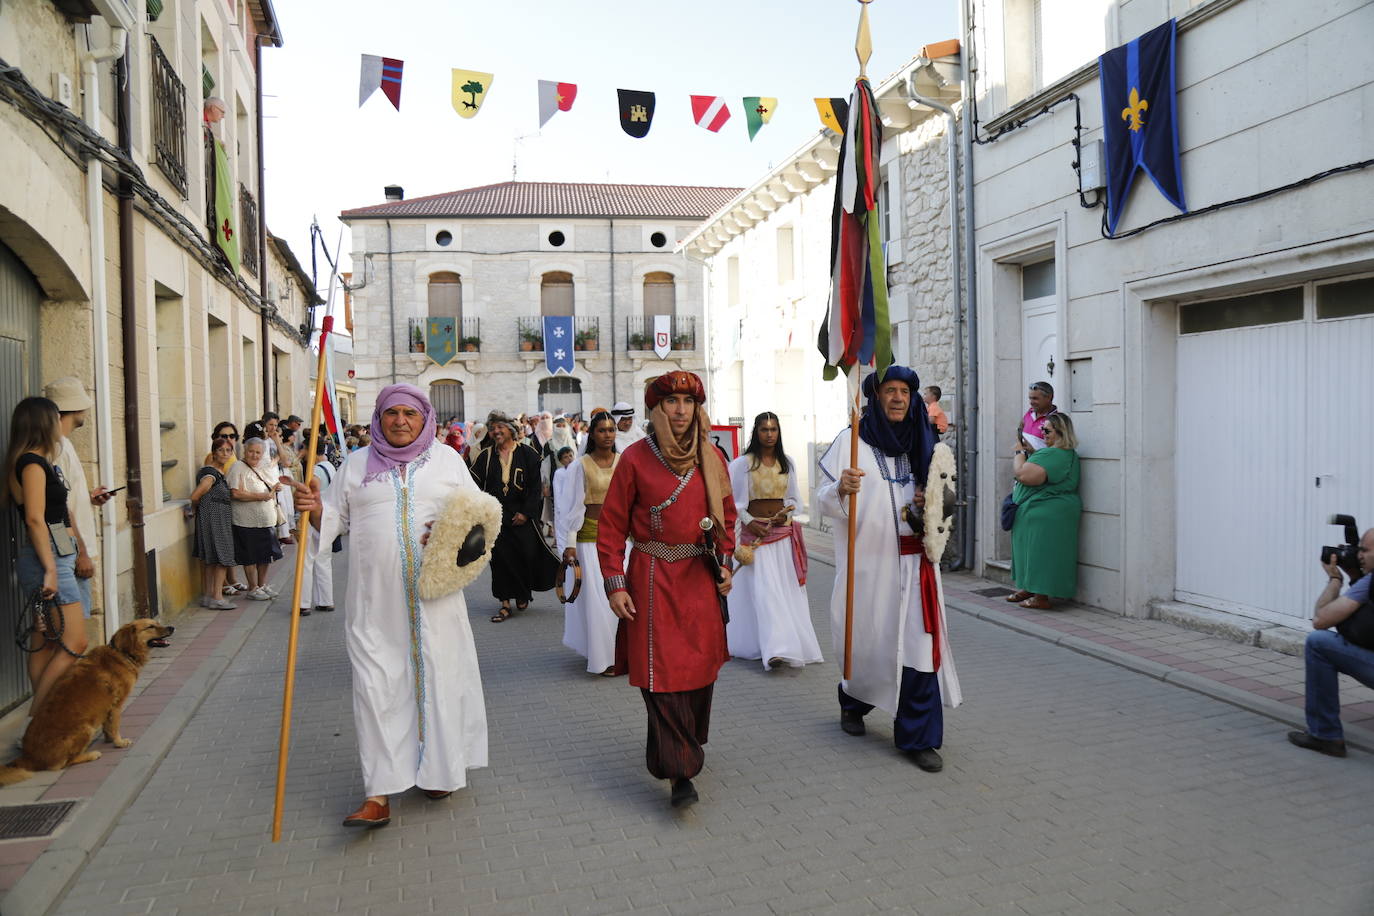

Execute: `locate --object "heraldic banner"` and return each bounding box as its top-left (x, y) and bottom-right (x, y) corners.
top-left (212, 139), bottom-right (240, 273)
top-left (543, 315), bottom-right (574, 375)
top-left (1098, 18), bottom-right (1186, 234)
top-left (426, 318), bottom-right (457, 367)
top-left (652, 315), bottom-right (672, 360)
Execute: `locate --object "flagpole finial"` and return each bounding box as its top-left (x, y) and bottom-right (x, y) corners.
top-left (855, 0), bottom-right (874, 79)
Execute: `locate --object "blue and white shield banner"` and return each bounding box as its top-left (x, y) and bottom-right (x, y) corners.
top-left (543, 315), bottom-right (574, 375)
top-left (653, 314), bottom-right (671, 360)
top-left (426, 317), bottom-right (456, 367)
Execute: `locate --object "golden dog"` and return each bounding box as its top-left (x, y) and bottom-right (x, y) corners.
top-left (0, 619), bottom-right (174, 785)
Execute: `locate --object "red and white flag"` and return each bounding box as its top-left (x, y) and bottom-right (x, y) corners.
top-left (317, 317), bottom-right (346, 456)
top-left (690, 95), bottom-right (731, 132)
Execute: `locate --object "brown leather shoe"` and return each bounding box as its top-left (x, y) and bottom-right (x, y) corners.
top-left (342, 799), bottom-right (390, 827)
top-left (422, 789), bottom-right (452, 799)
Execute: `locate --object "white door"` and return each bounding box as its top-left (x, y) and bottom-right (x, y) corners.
top-left (1175, 281), bottom-right (1374, 625)
top-left (1021, 259), bottom-right (1058, 392)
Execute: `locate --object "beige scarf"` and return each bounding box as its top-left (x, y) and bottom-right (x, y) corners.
top-left (648, 402), bottom-right (731, 535)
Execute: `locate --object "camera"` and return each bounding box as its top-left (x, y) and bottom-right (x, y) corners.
top-left (1321, 514), bottom-right (1364, 581)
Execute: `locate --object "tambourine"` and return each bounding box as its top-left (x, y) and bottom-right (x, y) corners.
top-left (556, 556), bottom-right (582, 604)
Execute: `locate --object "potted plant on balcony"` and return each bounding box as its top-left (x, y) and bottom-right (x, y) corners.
top-left (411, 323), bottom-right (425, 353)
top-left (519, 326), bottom-right (543, 351)
top-left (627, 331), bottom-right (650, 350)
top-left (574, 328), bottom-right (598, 351)
top-left (461, 335), bottom-right (480, 352)
top-left (672, 332), bottom-right (693, 350)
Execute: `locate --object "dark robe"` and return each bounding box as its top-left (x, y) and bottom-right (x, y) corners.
top-left (471, 442), bottom-right (558, 601)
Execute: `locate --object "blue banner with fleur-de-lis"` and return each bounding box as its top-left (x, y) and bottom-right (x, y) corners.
top-left (1098, 18), bottom-right (1186, 235)
top-left (426, 317), bottom-right (457, 367)
top-left (543, 315), bottom-right (574, 375)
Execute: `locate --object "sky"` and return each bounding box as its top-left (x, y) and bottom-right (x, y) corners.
top-left (260, 0), bottom-right (958, 293)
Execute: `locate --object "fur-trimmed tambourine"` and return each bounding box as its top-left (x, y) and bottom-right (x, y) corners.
top-left (922, 442), bottom-right (958, 563)
top-left (418, 488), bottom-right (503, 600)
top-left (556, 556), bottom-right (582, 604)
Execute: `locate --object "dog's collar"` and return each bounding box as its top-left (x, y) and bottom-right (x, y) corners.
top-left (108, 638), bottom-right (141, 668)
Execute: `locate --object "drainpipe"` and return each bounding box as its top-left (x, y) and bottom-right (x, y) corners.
top-left (906, 71), bottom-right (967, 568)
top-left (386, 220), bottom-right (396, 383)
top-left (255, 36), bottom-right (271, 413)
top-left (959, 0), bottom-right (980, 573)
top-left (608, 217), bottom-right (617, 406)
top-left (116, 47), bottom-right (150, 618)
top-left (81, 25), bottom-right (127, 630)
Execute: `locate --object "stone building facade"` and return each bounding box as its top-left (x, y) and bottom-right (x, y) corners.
top-left (339, 182), bottom-right (739, 424)
top-left (0, 0), bottom-right (310, 711)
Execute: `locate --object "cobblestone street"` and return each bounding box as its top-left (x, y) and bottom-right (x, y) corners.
top-left (49, 552), bottom-right (1374, 915)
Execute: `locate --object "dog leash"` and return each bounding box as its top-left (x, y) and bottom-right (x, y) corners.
top-left (14, 589), bottom-right (85, 659)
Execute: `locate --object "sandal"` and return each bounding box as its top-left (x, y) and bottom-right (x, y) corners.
top-left (515, 601), bottom-right (529, 612)
top-left (1005, 589), bottom-right (1033, 603)
top-left (490, 605), bottom-right (512, 623)
top-left (1019, 595), bottom-right (1053, 610)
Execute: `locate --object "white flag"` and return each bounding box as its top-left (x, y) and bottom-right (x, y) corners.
top-left (653, 315), bottom-right (671, 360)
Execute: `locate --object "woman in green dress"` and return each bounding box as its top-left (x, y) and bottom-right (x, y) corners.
top-left (1007, 413), bottom-right (1081, 609)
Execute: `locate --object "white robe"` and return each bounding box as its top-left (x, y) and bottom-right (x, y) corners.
top-left (554, 458), bottom-right (620, 674)
top-left (817, 429), bottom-right (961, 715)
top-left (301, 461), bottom-right (335, 609)
top-left (725, 456), bottom-right (823, 670)
top-left (316, 442), bottom-right (488, 796)
top-left (614, 424), bottom-right (645, 453)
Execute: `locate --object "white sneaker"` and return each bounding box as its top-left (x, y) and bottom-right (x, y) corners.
top-left (246, 587), bottom-right (272, 601)
top-left (262, 584), bottom-right (280, 597)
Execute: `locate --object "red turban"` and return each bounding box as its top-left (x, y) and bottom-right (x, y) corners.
top-left (644, 371), bottom-right (706, 409)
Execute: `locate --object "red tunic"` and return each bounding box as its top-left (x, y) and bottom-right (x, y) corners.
top-left (597, 437), bottom-right (736, 693)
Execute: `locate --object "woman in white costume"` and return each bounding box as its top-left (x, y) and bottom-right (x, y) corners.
top-left (293, 384), bottom-right (488, 828)
top-left (726, 413), bottom-right (822, 671)
top-left (555, 411), bottom-right (623, 676)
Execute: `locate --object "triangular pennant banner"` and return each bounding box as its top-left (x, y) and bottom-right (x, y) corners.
top-left (690, 95), bottom-right (731, 132)
top-left (618, 89), bottom-right (655, 138)
top-left (815, 97), bottom-right (849, 135)
top-left (537, 79), bottom-right (577, 127)
top-left (544, 316), bottom-right (574, 375)
top-left (451, 69), bottom-right (493, 118)
top-left (360, 54), bottom-right (403, 110)
top-left (744, 96), bottom-right (777, 141)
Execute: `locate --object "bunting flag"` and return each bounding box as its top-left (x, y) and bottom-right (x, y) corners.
top-left (426, 317), bottom-right (457, 367)
top-left (1098, 19), bottom-right (1186, 234)
top-left (211, 138), bottom-right (239, 273)
top-left (618, 89), bottom-right (655, 138)
top-left (359, 54), bottom-right (403, 110)
top-left (690, 95), bottom-right (730, 132)
top-left (537, 79), bottom-right (577, 127)
top-left (451, 69), bottom-right (494, 118)
top-left (543, 316), bottom-right (574, 375)
top-left (817, 77), bottom-right (890, 380)
top-left (814, 96), bottom-right (849, 135)
top-left (743, 96), bottom-right (777, 140)
top-left (319, 323), bottom-right (346, 456)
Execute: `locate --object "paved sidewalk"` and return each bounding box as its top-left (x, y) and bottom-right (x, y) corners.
top-left (0, 553), bottom-right (300, 916)
top-left (808, 532), bottom-right (1374, 752)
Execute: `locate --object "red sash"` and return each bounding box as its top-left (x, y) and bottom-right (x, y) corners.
top-left (898, 535), bottom-right (942, 671)
top-left (738, 522), bottom-right (808, 586)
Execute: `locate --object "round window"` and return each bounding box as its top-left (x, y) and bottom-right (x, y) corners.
top-left (548, 230), bottom-right (566, 247)
top-left (649, 231), bottom-right (667, 248)
top-left (435, 230), bottom-right (453, 247)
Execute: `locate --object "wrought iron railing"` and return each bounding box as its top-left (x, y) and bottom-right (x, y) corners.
top-left (409, 316), bottom-right (481, 354)
top-left (516, 316), bottom-right (600, 352)
top-left (626, 315), bottom-right (695, 352)
top-left (148, 36), bottom-right (187, 197)
top-left (238, 184), bottom-right (259, 278)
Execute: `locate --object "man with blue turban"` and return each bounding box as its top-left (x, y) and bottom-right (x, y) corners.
top-left (816, 366), bottom-right (963, 772)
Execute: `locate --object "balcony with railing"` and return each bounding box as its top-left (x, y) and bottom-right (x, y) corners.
top-left (516, 316), bottom-right (601, 355)
top-left (409, 316), bottom-right (482, 360)
top-left (238, 184), bottom-right (259, 278)
top-left (626, 315), bottom-right (696, 353)
top-left (148, 35), bottom-right (187, 197)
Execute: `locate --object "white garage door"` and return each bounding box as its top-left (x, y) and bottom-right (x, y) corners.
top-left (1176, 277), bottom-right (1374, 626)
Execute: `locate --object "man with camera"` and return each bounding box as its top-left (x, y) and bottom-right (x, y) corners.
top-left (1288, 527), bottom-right (1374, 757)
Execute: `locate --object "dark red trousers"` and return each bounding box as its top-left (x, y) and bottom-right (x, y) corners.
top-left (640, 685), bottom-right (714, 780)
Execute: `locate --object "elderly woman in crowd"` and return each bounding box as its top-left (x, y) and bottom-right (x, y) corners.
top-left (1007, 413), bottom-right (1082, 610)
top-left (227, 437), bottom-right (282, 601)
top-left (191, 436), bottom-right (239, 609)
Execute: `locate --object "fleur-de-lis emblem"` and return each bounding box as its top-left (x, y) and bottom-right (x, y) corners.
top-left (1121, 87), bottom-right (1148, 132)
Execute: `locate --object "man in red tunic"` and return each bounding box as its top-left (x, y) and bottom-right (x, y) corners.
top-left (598, 371), bottom-right (735, 808)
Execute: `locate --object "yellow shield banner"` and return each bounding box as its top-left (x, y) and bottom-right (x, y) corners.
top-left (451, 69), bottom-right (493, 118)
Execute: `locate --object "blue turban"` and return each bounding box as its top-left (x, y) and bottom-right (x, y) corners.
top-left (858, 365), bottom-right (938, 485)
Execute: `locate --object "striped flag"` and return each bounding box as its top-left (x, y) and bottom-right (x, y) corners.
top-left (318, 319), bottom-right (346, 457)
top-left (359, 54), bottom-right (403, 110)
top-left (817, 77), bottom-right (890, 380)
top-left (690, 95), bottom-right (731, 132)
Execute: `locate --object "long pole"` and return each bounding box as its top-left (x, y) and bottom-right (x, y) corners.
top-left (271, 243), bottom-right (342, 842)
top-left (843, 371), bottom-right (860, 680)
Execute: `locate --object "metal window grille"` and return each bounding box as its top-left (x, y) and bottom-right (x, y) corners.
top-left (148, 36), bottom-right (187, 197)
top-left (238, 184), bottom-right (259, 278)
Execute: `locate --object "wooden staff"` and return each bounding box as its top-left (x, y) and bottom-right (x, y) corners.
top-left (271, 240), bottom-right (342, 842)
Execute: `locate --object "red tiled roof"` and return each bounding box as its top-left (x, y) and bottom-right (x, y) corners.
top-left (340, 181), bottom-right (742, 220)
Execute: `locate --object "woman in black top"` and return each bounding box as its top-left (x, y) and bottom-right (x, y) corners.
top-left (3, 397), bottom-right (88, 713)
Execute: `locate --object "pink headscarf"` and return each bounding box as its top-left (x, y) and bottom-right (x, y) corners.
top-left (365, 384), bottom-right (436, 484)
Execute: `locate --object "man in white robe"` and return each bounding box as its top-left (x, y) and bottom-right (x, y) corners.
top-left (611, 401), bottom-right (646, 452)
top-left (294, 384), bottom-right (488, 828)
top-left (816, 366), bottom-right (961, 773)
